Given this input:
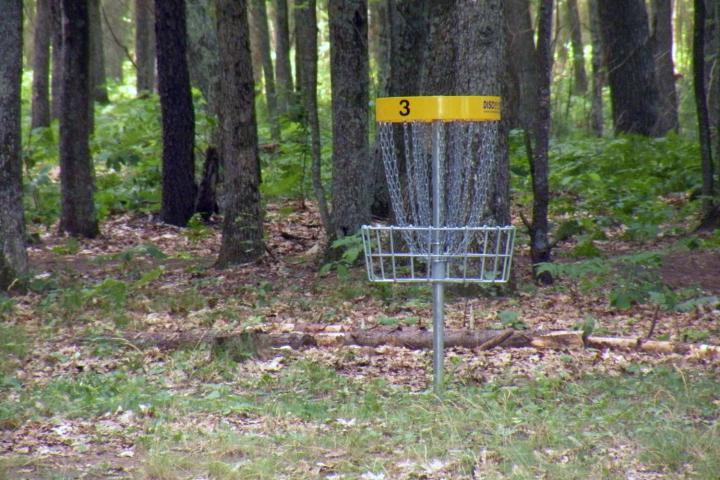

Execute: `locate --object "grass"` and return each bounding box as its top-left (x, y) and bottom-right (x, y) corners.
top-left (2, 353), bottom-right (718, 479)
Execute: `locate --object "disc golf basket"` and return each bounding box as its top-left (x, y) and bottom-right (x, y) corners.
top-left (361, 96), bottom-right (515, 392)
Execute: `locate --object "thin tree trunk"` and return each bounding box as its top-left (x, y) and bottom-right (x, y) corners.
top-left (588, 0), bottom-right (604, 136)
top-left (50, 0), bottom-right (62, 120)
top-left (0, 0), bottom-right (29, 290)
top-left (530, 0), bottom-right (554, 284)
top-left (329, 0), bottom-right (371, 240)
top-left (273, 0), bottom-right (293, 114)
top-left (31, 0), bottom-right (52, 129)
top-left (566, 0), bottom-right (587, 94)
top-left (368, 0), bottom-right (390, 96)
top-left (135, 0), bottom-right (155, 94)
top-left (695, 0), bottom-right (719, 229)
top-left (652, 0), bottom-right (680, 133)
top-left (250, 0), bottom-right (281, 143)
top-left (59, 0), bottom-right (99, 238)
top-left (505, 0), bottom-right (553, 282)
top-left (598, 0), bottom-right (663, 137)
top-left (101, 0), bottom-right (130, 82)
top-left (296, 0), bottom-right (331, 235)
top-left (89, 0), bottom-right (108, 104)
top-left (215, 0), bottom-right (264, 266)
top-left (155, 0), bottom-right (197, 227)
top-left (292, 0), bottom-right (302, 94)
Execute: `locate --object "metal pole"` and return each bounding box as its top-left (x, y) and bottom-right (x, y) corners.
top-left (431, 121), bottom-right (445, 393)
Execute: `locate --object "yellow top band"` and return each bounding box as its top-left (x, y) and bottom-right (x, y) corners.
top-left (376, 96), bottom-right (501, 122)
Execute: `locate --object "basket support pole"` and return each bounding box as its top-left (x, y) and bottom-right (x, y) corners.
top-left (431, 121), bottom-right (445, 393)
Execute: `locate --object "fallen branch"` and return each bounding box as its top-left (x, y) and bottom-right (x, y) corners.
top-left (104, 327), bottom-right (720, 360)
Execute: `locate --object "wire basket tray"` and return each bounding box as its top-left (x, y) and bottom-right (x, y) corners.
top-left (361, 225), bottom-right (515, 284)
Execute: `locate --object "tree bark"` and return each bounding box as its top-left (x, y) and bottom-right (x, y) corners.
top-left (101, 0), bottom-right (130, 82)
top-left (215, 0), bottom-right (265, 267)
top-left (134, 0), bottom-right (155, 94)
top-left (296, 0), bottom-right (331, 234)
top-left (273, 0), bottom-right (293, 114)
top-left (598, 0), bottom-right (663, 137)
top-left (529, 0), bottom-right (554, 283)
top-left (31, 0), bottom-right (52, 130)
top-left (368, 0), bottom-right (390, 95)
top-left (250, 0), bottom-right (281, 143)
top-left (89, 0), bottom-right (108, 104)
top-left (588, 0), bottom-right (604, 136)
top-left (695, 0), bottom-right (720, 230)
top-left (0, 0), bottom-right (29, 290)
top-left (59, 0), bottom-right (99, 238)
top-left (505, 0), bottom-right (553, 282)
top-left (155, 0), bottom-right (197, 227)
top-left (50, 0), bottom-right (63, 120)
top-left (566, 0), bottom-right (587, 94)
top-left (651, 0), bottom-right (680, 133)
top-left (329, 0), bottom-right (371, 240)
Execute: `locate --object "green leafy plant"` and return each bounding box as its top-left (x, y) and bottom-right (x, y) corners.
top-left (498, 310), bottom-right (528, 330)
top-left (319, 233), bottom-right (365, 280)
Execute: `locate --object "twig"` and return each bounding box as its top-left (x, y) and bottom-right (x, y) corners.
top-left (646, 304), bottom-right (661, 339)
top-left (100, 4), bottom-right (139, 71)
top-left (478, 329), bottom-right (514, 351)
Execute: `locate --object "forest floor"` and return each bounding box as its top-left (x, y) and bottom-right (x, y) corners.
top-left (1, 202), bottom-right (719, 479)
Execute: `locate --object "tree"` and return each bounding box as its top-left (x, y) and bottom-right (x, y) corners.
top-left (0, 0), bottom-right (29, 290)
top-left (695, 0), bottom-right (720, 229)
top-left (250, 0), bottom-right (280, 142)
top-left (505, 0), bottom-right (553, 282)
top-left (89, 0), bottom-right (108, 104)
top-left (651, 0), bottom-right (680, 133)
top-left (273, 0), bottom-right (294, 114)
top-left (565, 0), bottom-right (587, 94)
top-left (186, 0), bottom-right (222, 219)
top-left (588, 0), bottom-right (604, 136)
top-left (59, 0), bottom-right (99, 238)
top-left (328, 0), bottom-right (371, 239)
top-left (296, 0), bottom-right (331, 231)
top-left (31, 0), bottom-right (52, 129)
top-left (215, 0), bottom-right (264, 266)
top-left (155, 0), bottom-right (197, 227)
top-left (50, 0), bottom-right (63, 120)
top-left (101, 0), bottom-right (131, 82)
top-left (135, 0), bottom-right (155, 94)
top-left (598, 0), bottom-right (663, 137)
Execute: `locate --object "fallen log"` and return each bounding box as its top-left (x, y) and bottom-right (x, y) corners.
top-left (103, 327), bottom-right (720, 360)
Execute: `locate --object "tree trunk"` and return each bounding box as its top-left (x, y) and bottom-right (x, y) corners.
top-left (588, 0), bottom-right (604, 136)
top-left (59, 0), bottom-right (99, 238)
top-left (31, 0), bottom-right (52, 130)
top-left (250, 0), bottom-right (280, 143)
top-left (0, 0), bottom-right (28, 290)
top-left (89, 0), bottom-right (108, 104)
top-left (566, 0), bottom-right (587, 94)
top-left (50, 0), bottom-right (63, 120)
top-left (329, 0), bottom-right (371, 240)
top-left (273, 0), bottom-right (293, 114)
top-left (101, 0), bottom-right (130, 82)
top-left (296, 0), bottom-right (331, 233)
top-left (215, 0), bottom-right (265, 267)
top-left (505, 0), bottom-right (553, 283)
top-left (134, 0), bottom-right (155, 94)
top-left (368, 0), bottom-right (390, 96)
top-left (186, 0), bottom-right (222, 222)
top-left (598, 0), bottom-right (662, 137)
top-left (651, 0), bottom-right (680, 133)
top-left (155, 0), bottom-right (197, 227)
top-left (369, 0), bottom-right (429, 219)
top-left (695, 0), bottom-right (720, 230)
top-left (529, 0), bottom-right (554, 283)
